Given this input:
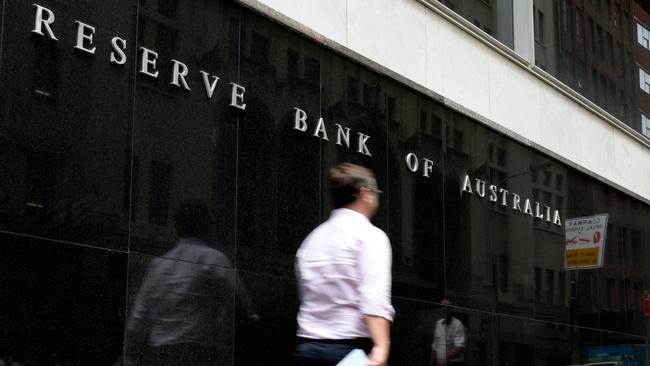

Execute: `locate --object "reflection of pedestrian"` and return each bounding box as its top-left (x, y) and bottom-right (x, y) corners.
top-left (126, 201), bottom-right (256, 366)
top-left (431, 299), bottom-right (465, 366)
top-left (294, 163), bottom-right (395, 366)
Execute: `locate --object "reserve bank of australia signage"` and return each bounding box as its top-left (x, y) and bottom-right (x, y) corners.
top-left (31, 3), bottom-right (373, 157)
top-left (31, 4), bottom-right (561, 226)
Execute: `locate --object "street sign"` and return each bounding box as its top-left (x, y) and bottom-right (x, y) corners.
top-left (564, 214), bottom-right (608, 270)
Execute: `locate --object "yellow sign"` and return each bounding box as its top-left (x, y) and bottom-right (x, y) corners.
top-left (566, 248), bottom-right (600, 267)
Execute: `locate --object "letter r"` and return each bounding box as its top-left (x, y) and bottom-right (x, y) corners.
top-left (33, 4), bottom-right (58, 40)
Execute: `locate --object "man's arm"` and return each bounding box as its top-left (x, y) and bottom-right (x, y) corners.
top-left (365, 315), bottom-right (390, 366)
top-left (445, 346), bottom-right (463, 362)
top-left (359, 231), bottom-right (395, 366)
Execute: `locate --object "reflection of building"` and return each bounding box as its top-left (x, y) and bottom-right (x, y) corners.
top-left (443, 0), bottom-right (514, 47)
top-left (2, 1), bottom-right (650, 366)
top-left (535, 0), bottom-right (638, 129)
top-left (0, 2), bottom-right (133, 244)
top-left (634, 1), bottom-right (650, 138)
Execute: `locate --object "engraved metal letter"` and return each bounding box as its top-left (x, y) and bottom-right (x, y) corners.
top-left (461, 174), bottom-right (472, 194)
top-left (405, 153), bottom-right (419, 173)
top-left (139, 47), bottom-right (159, 78)
top-left (534, 202), bottom-right (544, 219)
top-left (199, 71), bottom-right (220, 99)
top-left (293, 108), bottom-right (308, 131)
top-left (512, 193), bottom-right (522, 211)
top-left (32, 4), bottom-right (58, 40)
top-left (170, 59), bottom-right (191, 90)
top-left (499, 188), bottom-right (509, 206)
top-left (230, 83), bottom-right (246, 110)
top-left (73, 21), bottom-right (96, 55)
top-left (422, 158), bottom-right (434, 178)
top-left (335, 124), bottom-right (350, 147)
top-left (488, 185), bottom-right (498, 202)
top-left (357, 133), bottom-right (371, 156)
top-left (553, 210), bottom-right (562, 226)
top-left (110, 37), bottom-right (127, 65)
top-left (523, 199), bottom-right (533, 216)
top-left (313, 118), bottom-right (329, 140)
top-left (474, 179), bottom-right (486, 198)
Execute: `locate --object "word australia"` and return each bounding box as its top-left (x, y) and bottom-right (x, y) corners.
top-left (461, 174), bottom-right (562, 226)
top-left (31, 4), bottom-right (246, 109)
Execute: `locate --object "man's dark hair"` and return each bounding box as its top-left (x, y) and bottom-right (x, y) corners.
top-left (174, 200), bottom-right (211, 238)
top-left (328, 163), bottom-right (378, 209)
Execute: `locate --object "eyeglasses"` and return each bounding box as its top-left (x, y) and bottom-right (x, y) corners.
top-left (361, 186), bottom-right (383, 195)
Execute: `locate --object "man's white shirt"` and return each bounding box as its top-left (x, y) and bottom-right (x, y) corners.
top-left (431, 317), bottom-right (466, 363)
top-left (295, 208), bottom-right (395, 339)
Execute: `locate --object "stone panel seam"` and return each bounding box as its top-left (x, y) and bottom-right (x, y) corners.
top-left (0, 0), bottom-right (6, 78)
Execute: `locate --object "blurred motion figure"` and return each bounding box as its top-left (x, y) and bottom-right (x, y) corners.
top-left (126, 201), bottom-right (256, 366)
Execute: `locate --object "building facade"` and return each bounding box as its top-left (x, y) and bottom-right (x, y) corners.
top-left (0, 0), bottom-right (649, 365)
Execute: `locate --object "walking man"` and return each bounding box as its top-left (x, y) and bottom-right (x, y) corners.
top-left (294, 163), bottom-right (395, 366)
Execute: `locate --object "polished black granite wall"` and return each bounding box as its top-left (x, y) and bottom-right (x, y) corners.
top-left (0, 0), bottom-right (649, 365)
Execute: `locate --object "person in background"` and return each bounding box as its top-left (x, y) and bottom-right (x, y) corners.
top-left (294, 163), bottom-right (395, 366)
top-left (431, 299), bottom-right (465, 366)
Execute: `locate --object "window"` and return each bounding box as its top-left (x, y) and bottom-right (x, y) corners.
top-left (497, 148), bottom-right (506, 167)
top-left (33, 38), bottom-right (59, 100)
top-left (638, 23), bottom-right (650, 50)
top-left (545, 269), bottom-right (554, 304)
top-left (499, 255), bottom-right (509, 293)
top-left (558, 272), bottom-right (566, 305)
top-left (543, 171), bottom-right (552, 186)
top-left (453, 129), bottom-right (464, 151)
top-left (363, 83), bottom-right (379, 108)
top-left (157, 0), bottom-right (178, 19)
top-left (347, 77), bottom-right (359, 103)
top-left (287, 48), bottom-right (299, 79)
top-left (639, 68), bottom-right (650, 93)
top-left (304, 57), bottom-right (320, 85)
top-left (149, 161), bottom-right (172, 226)
top-left (589, 17), bottom-right (596, 55)
top-left (537, 10), bottom-right (545, 43)
top-left (431, 115), bottom-right (442, 138)
top-left (535, 267), bottom-right (542, 302)
top-left (251, 33), bottom-right (271, 65)
top-left (576, 61), bottom-right (585, 89)
top-left (591, 68), bottom-right (598, 98)
top-left (597, 25), bottom-right (604, 60)
top-left (642, 113), bottom-right (650, 138)
top-left (576, 10), bottom-right (584, 45)
top-left (387, 96), bottom-right (396, 121)
top-left (607, 33), bottom-right (614, 65)
top-left (420, 111), bottom-right (429, 134)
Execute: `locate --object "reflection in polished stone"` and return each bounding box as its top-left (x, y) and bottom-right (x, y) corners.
top-left (0, 0), bottom-right (136, 250)
top-left (431, 299), bottom-right (466, 366)
top-left (125, 202), bottom-right (258, 366)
